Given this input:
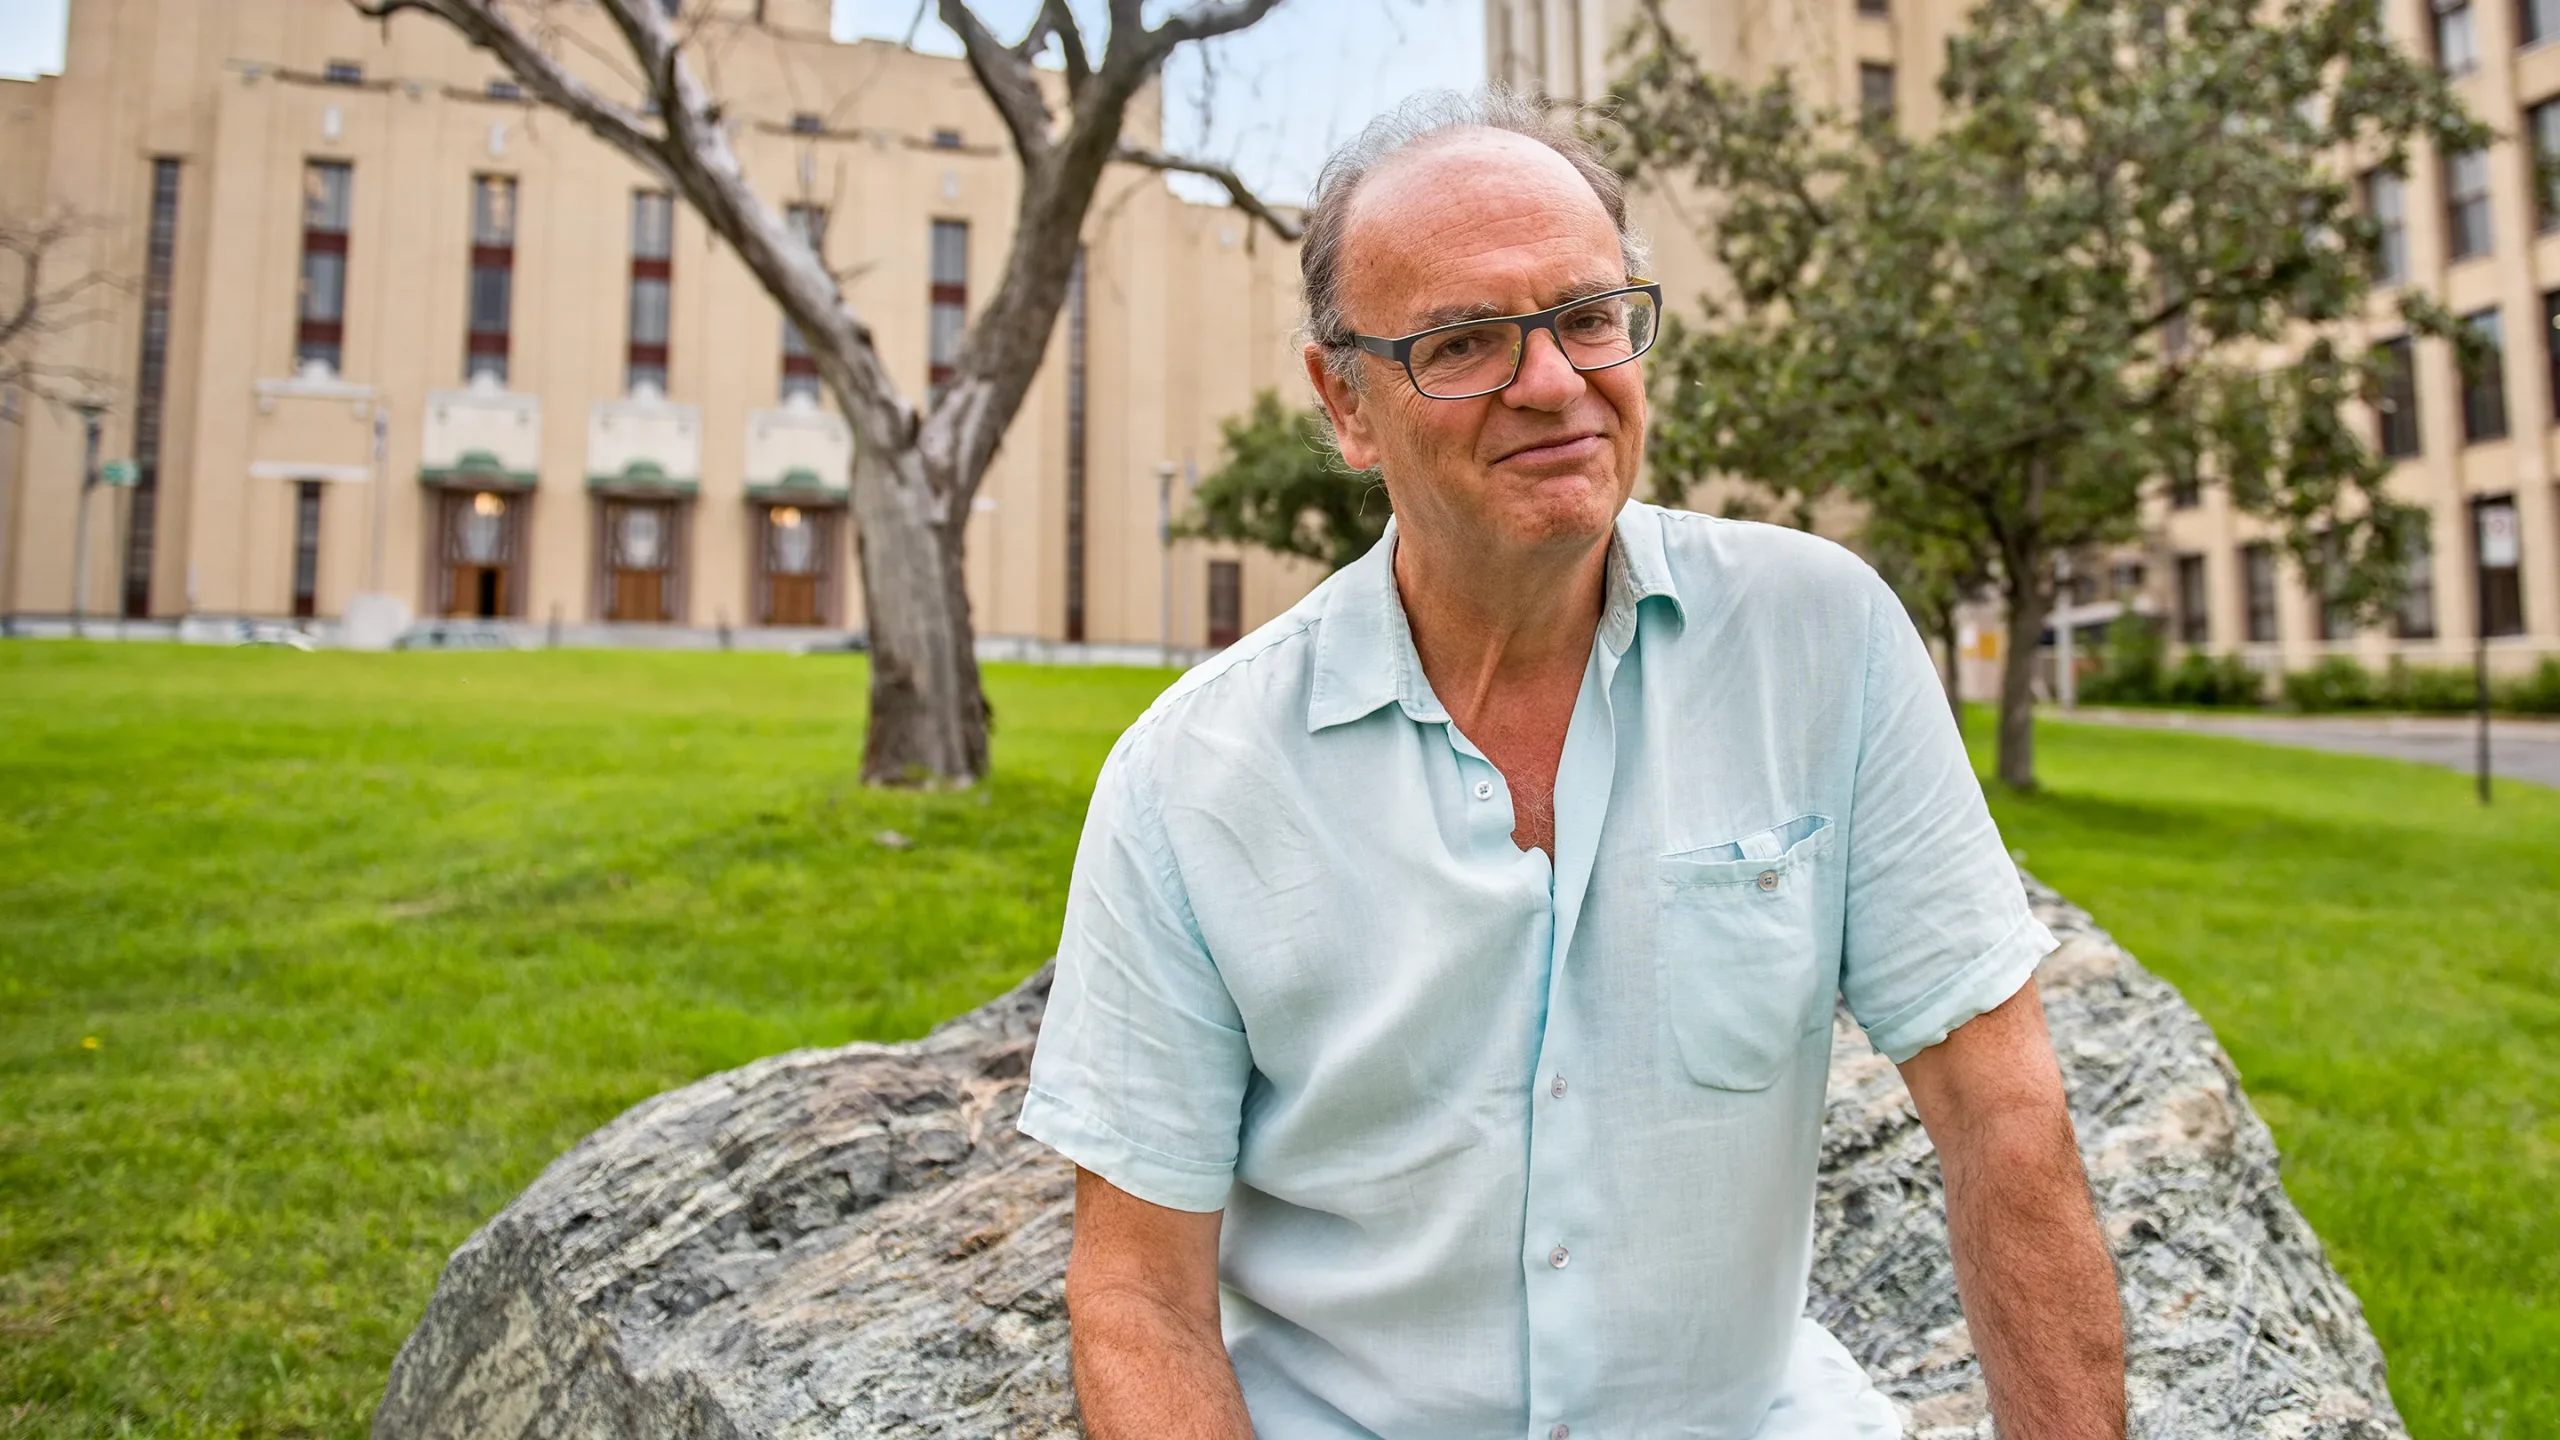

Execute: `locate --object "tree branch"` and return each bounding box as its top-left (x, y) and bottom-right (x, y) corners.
top-left (348, 0), bottom-right (671, 177)
top-left (1114, 144), bottom-right (1305, 240)
top-left (1148, 0), bottom-right (1287, 50)
top-left (1039, 0), bottom-right (1092, 99)
top-left (939, 0), bottom-right (1053, 164)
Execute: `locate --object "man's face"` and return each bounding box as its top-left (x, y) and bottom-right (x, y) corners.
top-left (1305, 129), bottom-right (1646, 561)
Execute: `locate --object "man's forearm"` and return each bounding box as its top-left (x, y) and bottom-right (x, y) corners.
top-left (1940, 1102), bottom-right (2126, 1437)
top-left (1067, 1281), bottom-right (1252, 1439)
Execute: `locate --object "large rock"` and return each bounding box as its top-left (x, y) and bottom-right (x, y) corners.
top-left (374, 880), bottom-right (2405, 1438)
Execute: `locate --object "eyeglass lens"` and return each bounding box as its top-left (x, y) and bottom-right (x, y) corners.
top-left (1406, 290), bottom-right (1659, 399)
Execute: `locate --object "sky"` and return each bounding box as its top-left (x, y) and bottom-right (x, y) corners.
top-left (0, 0), bottom-right (1485, 205)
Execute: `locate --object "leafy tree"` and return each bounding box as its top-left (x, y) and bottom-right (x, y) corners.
top-left (1611, 0), bottom-right (2481, 789)
top-left (1180, 389), bottom-right (1389, 572)
top-left (357, 0), bottom-right (1301, 785)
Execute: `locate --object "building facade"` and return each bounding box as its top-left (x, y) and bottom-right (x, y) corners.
top-left (0, 0), bottom-right (1319, 653)
top-left (1492, 0), bottom-right (2560, 682)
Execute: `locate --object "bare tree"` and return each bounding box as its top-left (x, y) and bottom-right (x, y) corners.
top-left (0, 211), bottom-right (121, 407)
top-left (352, 0), bottom-right (1303, 785)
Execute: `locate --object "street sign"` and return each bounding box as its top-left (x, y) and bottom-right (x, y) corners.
top-left (100, 459), bottom-right (137, 488)
top-left (2479, 502), bottom-right (2520, 569)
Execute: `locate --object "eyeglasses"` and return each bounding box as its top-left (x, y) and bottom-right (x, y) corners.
top-left (1344, 282), bottom-right (1663, 400)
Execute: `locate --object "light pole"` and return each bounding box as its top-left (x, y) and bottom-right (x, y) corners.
top-left (1157, 460), bottom-right (1179, 668)
top-left (69, 398), bottom-right (104, 638)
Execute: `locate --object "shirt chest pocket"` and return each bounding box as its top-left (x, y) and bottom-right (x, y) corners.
top-left (1656, 814), bottom-right (1837, 1092)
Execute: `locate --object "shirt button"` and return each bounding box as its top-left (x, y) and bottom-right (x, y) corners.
top-left (1473, 779), bottom-right (1494, 800)
top-left (1551, 1073), bottom-right (1567, 1098)
top-left (1548, 1244), bottom-right (1570, 1269)
top-left (1551, 1426), bottom-right (1571, 1440)
top-left (1756, 869), bottom-right (1780, 892)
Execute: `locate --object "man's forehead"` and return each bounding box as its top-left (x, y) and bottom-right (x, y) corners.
top-left (1339, 129), bottom-right (1620, 331)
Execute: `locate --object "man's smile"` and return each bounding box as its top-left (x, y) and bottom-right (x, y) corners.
top-left (1491, 430), bottom-right (1606, 467)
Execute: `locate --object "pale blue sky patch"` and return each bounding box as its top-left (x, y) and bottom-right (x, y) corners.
top-left (0, 0), bottom-right (1484, 202)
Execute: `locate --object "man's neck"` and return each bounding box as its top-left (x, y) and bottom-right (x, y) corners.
top-left (1393, 519), bottom-right (1611, 738)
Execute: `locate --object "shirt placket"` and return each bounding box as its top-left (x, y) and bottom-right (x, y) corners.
top-left (1519, 634), bottom-right (1624, 1440)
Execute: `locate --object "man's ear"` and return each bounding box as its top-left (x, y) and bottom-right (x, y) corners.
top-left (1303, 343), bottom-right (1382, 474)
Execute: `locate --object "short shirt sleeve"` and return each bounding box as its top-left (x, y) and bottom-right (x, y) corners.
top-left (1018, 719), bottom-right (1251, 1212)
top-left (1837, 571), bottom-right (2057, 1063)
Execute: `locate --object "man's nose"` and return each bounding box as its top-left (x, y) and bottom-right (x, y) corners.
top-left (1503, 325), bottom-right (1583, 409)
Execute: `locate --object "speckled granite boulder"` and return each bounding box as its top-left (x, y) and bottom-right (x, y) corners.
top-left (373, 877), bottom-right (2404, 1439)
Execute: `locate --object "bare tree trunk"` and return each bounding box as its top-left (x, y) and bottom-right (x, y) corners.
top-left (850, 449), bottom-right (987, 784)
top-left (1997, 563), bottom-right (2045, 792)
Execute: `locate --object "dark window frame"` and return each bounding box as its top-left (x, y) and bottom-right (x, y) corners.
top-left (2363, 167), bottom-right (2408, 284)
top-left (2434, 0), bottom-right (2479, 73)
top-left (2243, 542), bottom-right (2281, 643)
top-left (2376, 335), bottom-right (2422, 458)
top-left (628, 191), bottom-right (675, 393)
top-left (123, 157), bottom-right (180, 618)
top-left (296, 160), bottom-right (352, 372)
top-left (466, 174), bottom-right (517, 384)
top-left (2459, 307), bottom-right (2509, 444)
top-left (291, 480), bottom-right (324, 618)
top-left (780, 203), bottom-right (827, 402)
top-left (2444, 147), bottom-right (2494, 261)
top-left (2175, 553), bottom-right (2210, 645)
top-left (1858, 63), bottom-right (1895, 129)
top-left (928, 218), bottom-right (968, 396)
top-left (2397, 522), bottom-right (2439, 639)
top-left (1207, 559), bottom-right (1243, 649)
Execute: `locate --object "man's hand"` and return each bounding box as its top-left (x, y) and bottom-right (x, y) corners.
top-left (1898, 977), bottom-right (2126, 1438)
top-left (1064, 1167), bottom-right (1252, 1438)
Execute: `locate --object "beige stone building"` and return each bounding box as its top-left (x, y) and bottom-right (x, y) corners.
top-left (1493, 0), bottom-right (2560, 684)
top-left (0, 0), bottom-right (1318, 655)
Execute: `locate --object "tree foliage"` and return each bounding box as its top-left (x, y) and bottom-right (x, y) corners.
top-left (1181, 389), bottom-right (1389, 572)
top-left (1610, 0), bottom-right (2482, 788)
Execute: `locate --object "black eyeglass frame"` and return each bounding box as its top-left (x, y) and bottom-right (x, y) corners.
top-left (1343, 281), bottom-right (1665, 400)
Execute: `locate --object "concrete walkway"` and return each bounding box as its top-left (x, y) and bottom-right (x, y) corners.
top-left (2051, 706), bottom-right (2560, 790)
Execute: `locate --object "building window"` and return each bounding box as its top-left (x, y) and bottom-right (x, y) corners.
top-left (2168, 454), bottom-right (2201, 509)
top-left (2473, 496), bottom-right (2525, 635)
top-left (1207, 559), bottom-right (1243, 649)
top-left (1857, 0), bottom-right (1889, 15)
top-left (929, 218), bottom-right (968, 398)
top-left (2530, 99), bottom-right (2560, 229)
top-left (437, 489), bottom-right (523, 618)
top-left (1858, 63), bottom-right (1895, 128)
top-left (2525, 0), bottom-right (2560, 46)
top-left (123, 156), bottom-right (180, 619)
top-left (628, 191), bottom-right (674, 394)
top-left (2243, 542), bottom-right (2280, 642)
top-left (2375, 336), bottom-right (2422, 458)
top-left (2397, 523), bottom-right (2438, 639)
top-left (291, 480), bottom-right (324, 619)
top-left (486, 78), bottom-right (523, 102)
top-left (2433, 0), bottom-right (2478, 72)
top-left (2444, 148), bottom-right (2492, 260)
top-left (781, 203), bottom-right (826, 403)
top-left (2363, 168), bottom-right (2407, 284)
top-left (599, 497), bottom-right (683, 622)
top-left (466, 176), bottom-right (516, 384)
top-left (2546, 290), bottom-right (2560, 424)
top-left (755, 504), bottom-right (839, 626)
top-left (2176, 553), bottom-right (2210, 644)
top-left (297, 161), bottom-right (352, 373)
top-left (322, 60), bottom-right (363, 86)
top-left (931, 128), bottom-right (963, 149)
top-left (2314, 532), bottom-right (2357, 641)
top-left (2460, 307), bottom-right (2508, 443)
top-left (790, 111), bottom-right (823, 135)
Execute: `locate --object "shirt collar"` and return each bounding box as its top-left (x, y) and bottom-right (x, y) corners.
top-left (1307, 501), bottom-right (1685, 734)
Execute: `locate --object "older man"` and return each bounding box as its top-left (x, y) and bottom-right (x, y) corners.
top-left (1019, 91), bottom-right (2125, 1438)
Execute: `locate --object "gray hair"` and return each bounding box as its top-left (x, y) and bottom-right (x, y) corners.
top-left (1300, 86), bottom-right (1650, 388)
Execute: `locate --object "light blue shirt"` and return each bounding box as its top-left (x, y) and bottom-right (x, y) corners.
top-left (1020, 502), bottom-right (2055, 1438)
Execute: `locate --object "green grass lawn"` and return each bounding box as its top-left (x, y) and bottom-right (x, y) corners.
top-left (0, 646), bottom-right (2550, 1437)
top-left (1980, 714), bottom-right (2558, 1440)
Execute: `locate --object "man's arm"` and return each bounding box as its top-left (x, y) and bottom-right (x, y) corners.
top-left (1065, 1166), bottom-right (1252, 1438)
top-left (1897, 977), bottom-right (2126, 1439)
